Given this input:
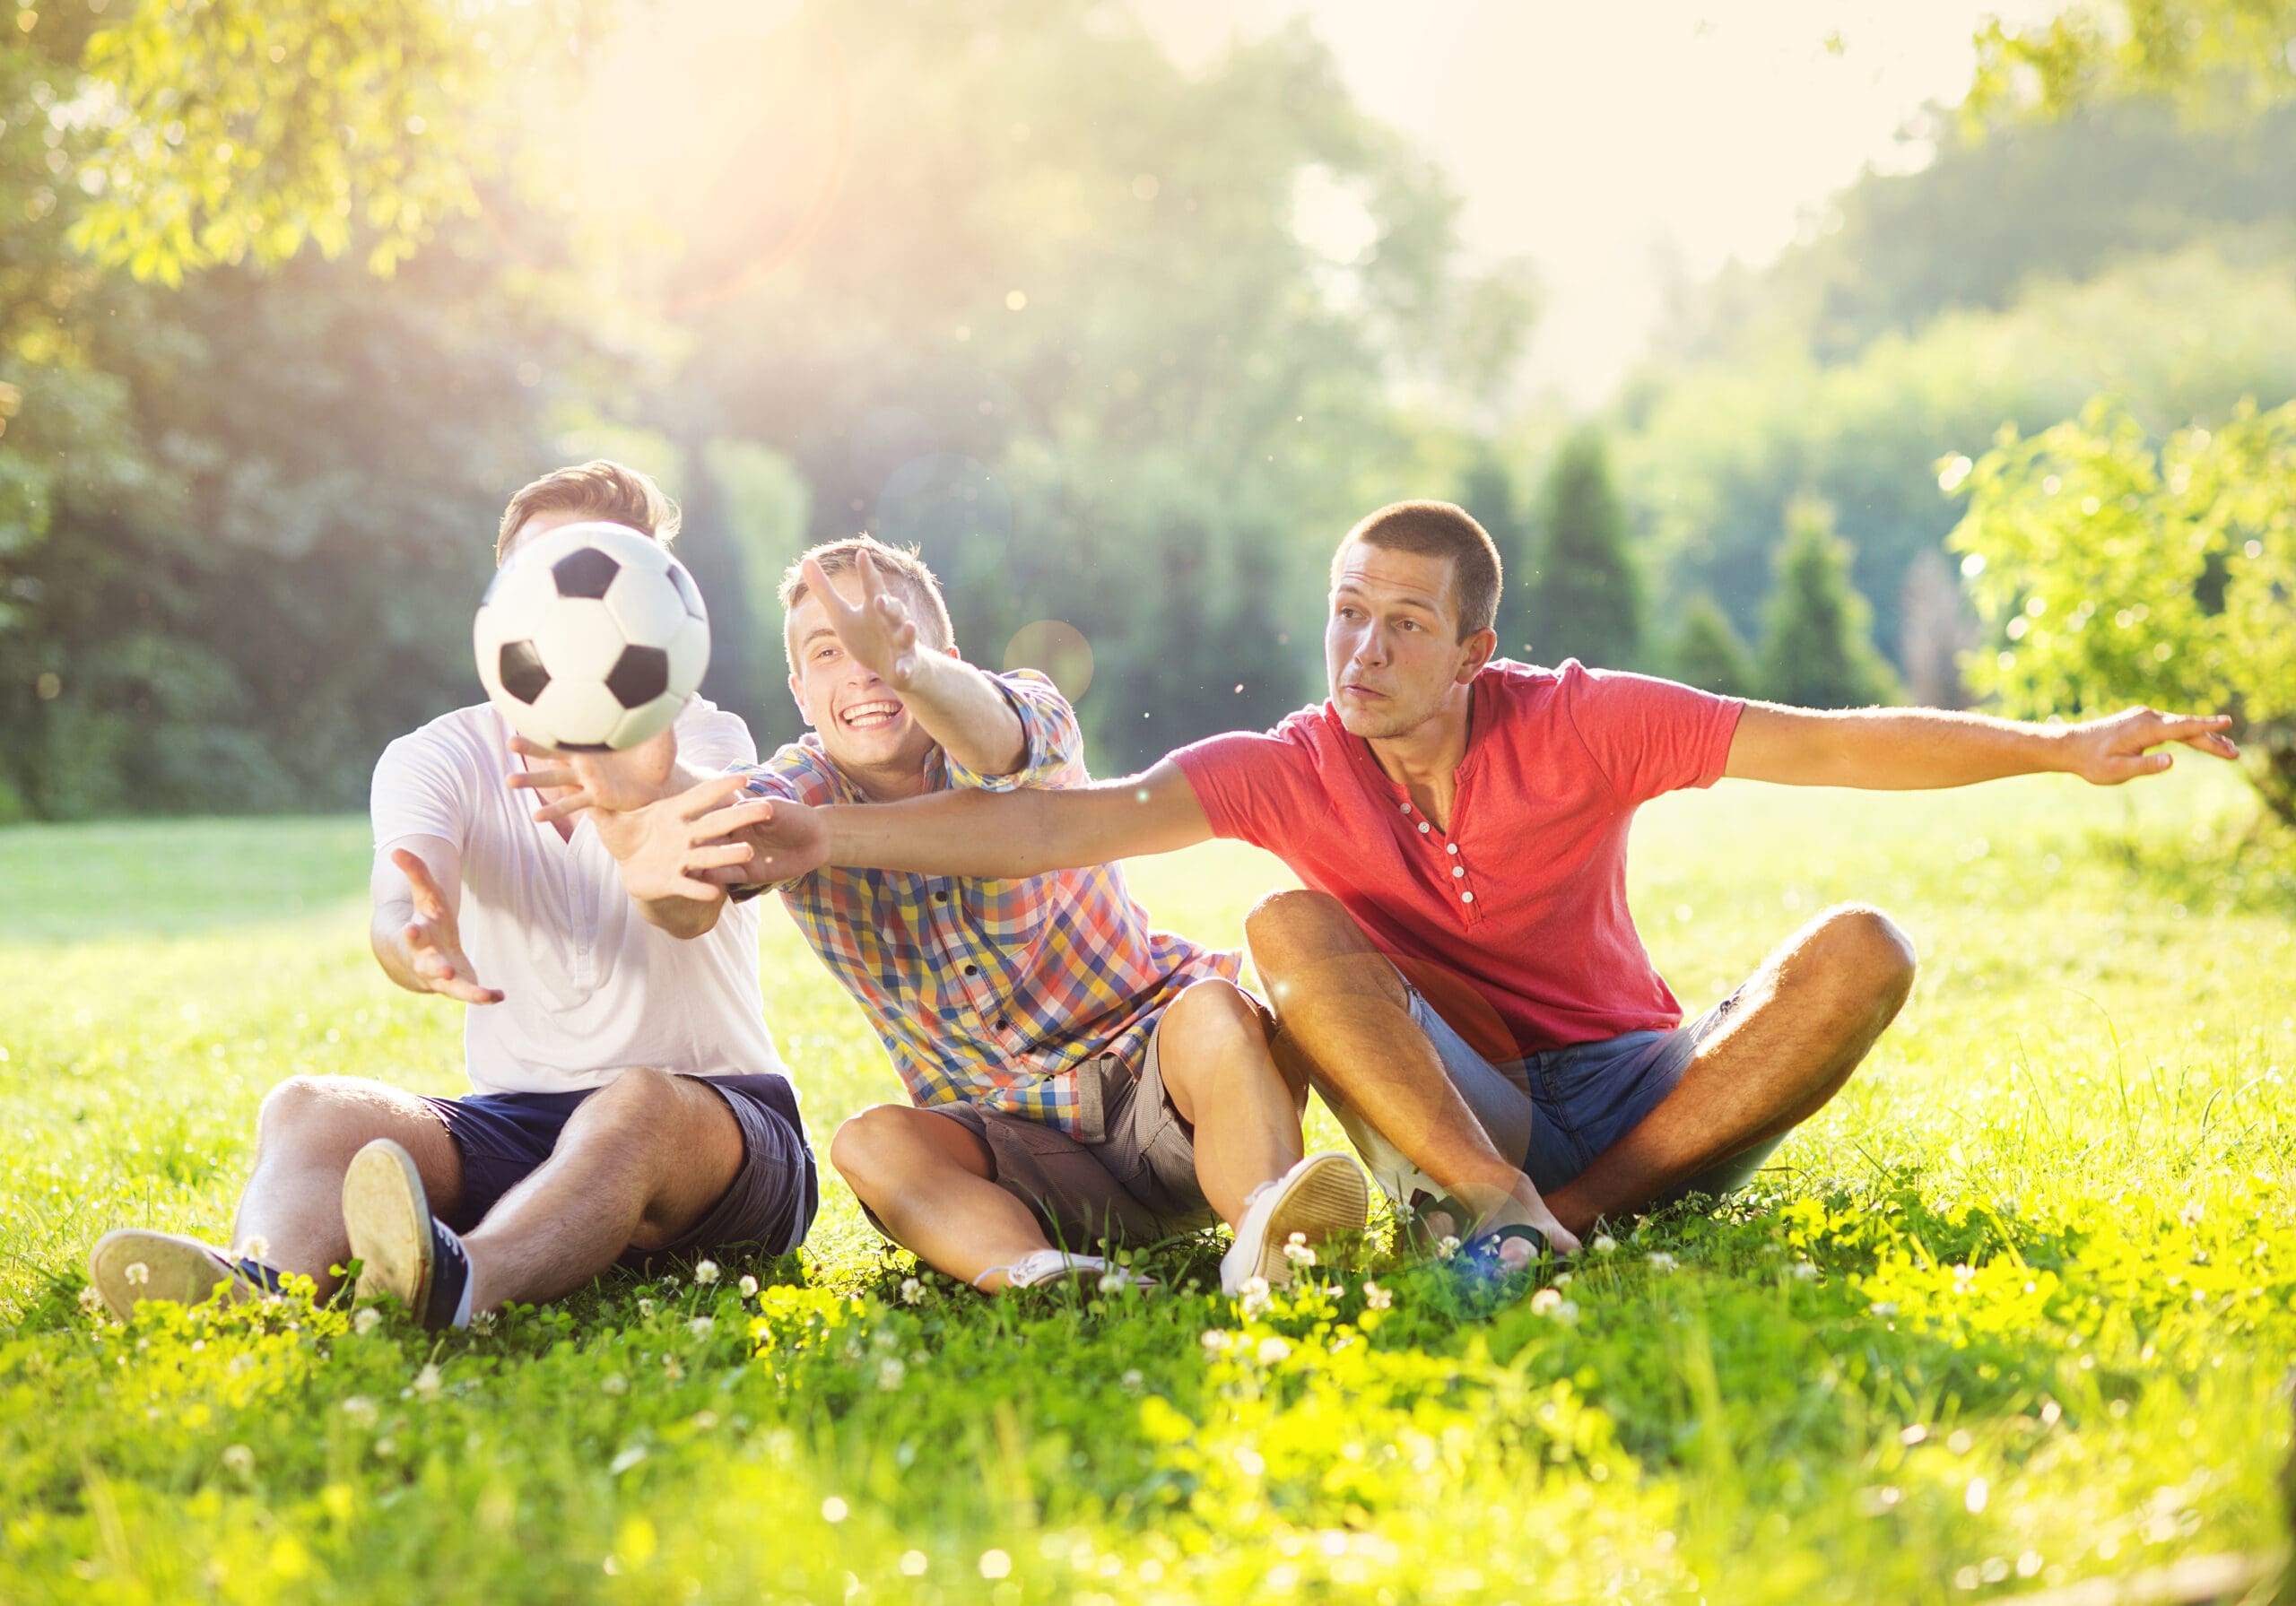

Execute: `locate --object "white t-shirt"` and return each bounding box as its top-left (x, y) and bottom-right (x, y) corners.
top-left (370, 699), bottom-right (790, 1098)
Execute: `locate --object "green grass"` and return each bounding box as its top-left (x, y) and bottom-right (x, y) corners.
top-left (2, 764), bottom-right (2292, 1603)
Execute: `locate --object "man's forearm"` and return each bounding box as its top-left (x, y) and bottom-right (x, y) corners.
top-left (369, 908), bottom-right (428, 994)
top-left (898, 654), bottom-right (1027, 778)
top-left (1749, 706), bottom-right (2071, 789)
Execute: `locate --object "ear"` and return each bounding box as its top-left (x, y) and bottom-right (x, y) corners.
top-left (787, 671), bottom-right (814, 728)
top-left (1456, 627), bottom-right (1499, 684)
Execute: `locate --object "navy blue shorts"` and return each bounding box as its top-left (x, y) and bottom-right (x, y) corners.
top-left (420, 1072), bottom-right (816, 1261)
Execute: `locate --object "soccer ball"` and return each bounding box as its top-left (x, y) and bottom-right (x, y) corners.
top-left (473, 521), bottom-right (710, 751)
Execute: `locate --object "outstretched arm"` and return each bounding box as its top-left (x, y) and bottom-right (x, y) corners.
top-left (370, 840), bottom-right (504, 1004)
top-left (801, 550), bottom-right (1025, 778)
top-left (733, 758), bottom-right (1214, 883)
top-left (1724, 702), bottom-right (2238, 790)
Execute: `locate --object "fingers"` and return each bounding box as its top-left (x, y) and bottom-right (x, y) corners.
top-left (433, 973), bottom-right (506, 1006)
top-left (391, 850), bottom-right (448, 921)
top-left (686, 841), bottom-right (757, 872)
top-left (508, 764), bottom-right (581, 794)
top-left (530, 791), bottom-right (595, 826)
top-left (699, 864), bottom-right (756, 887)
top-left (674, 771), bottom-right (757, 821)
top-left (2175, 730), bottom-right (2240, 760)
top-left (802, 554), bottom-right (857, 620)
top-left (695, 798), bottom-right (780, 838)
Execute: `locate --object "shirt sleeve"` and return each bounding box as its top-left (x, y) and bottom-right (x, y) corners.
top-left (1560, 664), bottom-right (1744, 806)
top-left (674, 698), bottom-right (759, 770)
top-left (1168, 720), bottom-right (1316, 853)
top-left (724, 740), bottom-right (842, 902)
top-left (371, 729), bottom-right (473, 858)
top-left (942, 668), bottom-right (1086, 793)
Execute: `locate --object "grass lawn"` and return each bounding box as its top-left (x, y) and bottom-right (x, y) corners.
top-left (1, 762), bottom-right (2291, 1603)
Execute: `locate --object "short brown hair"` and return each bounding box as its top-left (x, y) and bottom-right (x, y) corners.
top-left (496, 461), bottom-right (681, 563)
top-left (778, 534), bottom-right (957, 671)
top-left (1332, 499), bottom-right (1503, 639)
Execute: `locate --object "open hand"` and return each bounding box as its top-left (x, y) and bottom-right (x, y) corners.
top-left (508, 729), bottom-right (679, 823)
top-left (696, 794), bottom-right (831, 888)
top-left (390, 848), bottom-right (502, 1004)
top-left (2062, 708), bottom-right (2238, 786)
top-left (604, 773), bottom-right (778, 904)
top-left (802, 549), bottom-right (921, 690)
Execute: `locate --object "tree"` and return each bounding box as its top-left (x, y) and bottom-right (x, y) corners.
top-left (1757, 498), bottom-right (1900, 709)
top-left (1951, 395), bottom-right (2296, 828)
top-left (1527, 430), bottom-right (1640, 669)
top-left (1969, 1), bottom-right (2296, 121)
top-left (1668, 595), bottom-right (1755, 698)
top-left (1456, 451), bottom-right (1533, 645)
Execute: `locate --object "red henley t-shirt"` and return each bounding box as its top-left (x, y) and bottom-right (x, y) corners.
top-left (1170, 659), bottom-right (1744, 1063)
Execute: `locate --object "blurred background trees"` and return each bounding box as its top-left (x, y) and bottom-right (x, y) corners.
top-left (1, 0), bottom-right (2292, 820)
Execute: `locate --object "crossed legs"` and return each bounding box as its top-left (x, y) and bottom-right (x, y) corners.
top-left (832, 978), bottom-right (1311, 1291)
top-left (1245, 890), bottom-right (1916, 1244)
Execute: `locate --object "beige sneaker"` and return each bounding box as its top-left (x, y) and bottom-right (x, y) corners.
top-left (1220, 1150), bottom-right (1371, 1297)
top-left (86, 1229), bottom-right (279, 1321)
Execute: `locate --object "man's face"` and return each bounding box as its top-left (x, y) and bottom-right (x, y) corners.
top-left (499, 507), bottom-right (599, 565)
top-left (1324, 541), bottom-right (1489, 740)
top-left (786, 578), bottom-right (939, 775)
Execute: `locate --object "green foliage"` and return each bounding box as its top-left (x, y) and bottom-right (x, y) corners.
top-left (1970, 0), bottom-right (2296, 120)
top-left (1757, 498), bottom-right (1901, 709)
top-left (1456, 450), bottom-right (1533, 638)
top-left (1668, 593), bottom-right (1756, 698)
top-left (1528, 429), bottom-right (1641, 669)
top-left (1951, 395), bottom-right (2296, 826)
top-left (4, 772), bottom-right (2292, 1601)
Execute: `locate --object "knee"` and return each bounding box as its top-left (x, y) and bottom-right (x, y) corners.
top-left (570, 1066), bottom-right (684, 1142)
top-left (1244, 888), bottom-right (1353, 984)
top-left (1810, 904), bottom-right (1918, 1005)
top-left (255, 1075), bottom-right (367, 1156)
top-left (1157, 979), bottom-right (1278, 1098)
top-left (829, 1105), bottom-right (919, 1198)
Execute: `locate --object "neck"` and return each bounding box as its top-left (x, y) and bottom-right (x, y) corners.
top-left (835, 731), bottom-right (940, 804)
top-left (1364, 679), bottom-right (1475, 794)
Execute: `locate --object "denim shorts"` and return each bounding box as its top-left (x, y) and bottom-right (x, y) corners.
top-left (1329, 978), bottom-right (1782, 1212)
top-left (422, 1072), bottom-right (817, 1260)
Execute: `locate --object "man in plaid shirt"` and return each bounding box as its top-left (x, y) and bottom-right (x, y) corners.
top-left (519, 536), bottom-right (1368, 1295)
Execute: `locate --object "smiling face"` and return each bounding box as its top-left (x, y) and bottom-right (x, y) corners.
top-left (785, 579), bottom-right (941, 777)
top-left (1325, 540), bottom-right (1495, 741)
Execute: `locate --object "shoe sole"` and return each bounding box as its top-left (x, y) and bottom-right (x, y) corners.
top-left (343, 1140), bottom-right (435, 1318)
top-left (87, 1229), bottom-right (252, 1321)
top-left (1250, 1152), bottom-right (1371, 1289)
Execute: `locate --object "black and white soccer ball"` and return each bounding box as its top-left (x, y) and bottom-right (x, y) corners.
top-left (473, 521), bottom-right (710, 751)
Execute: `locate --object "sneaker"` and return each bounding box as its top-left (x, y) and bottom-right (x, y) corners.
top-left (971, 1249), bottom-right (1159, 1293)
top-left (342, 1139), bottom-right (471, 1331)
top-left (86, 1229), bottom-right (283, 1321)
top-left (1220, 1150), bottom-right (1371, 1297)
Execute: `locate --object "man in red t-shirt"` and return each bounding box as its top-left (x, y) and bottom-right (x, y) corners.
top-left (639, 500), bottom-right (2235, 1262)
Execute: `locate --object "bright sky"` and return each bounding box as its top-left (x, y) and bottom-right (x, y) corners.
top-left (1141, 0), bottom-right (2058, 405)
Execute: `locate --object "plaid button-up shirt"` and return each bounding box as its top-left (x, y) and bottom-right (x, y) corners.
top-left (734, 670), bottom-right (1240, 1132)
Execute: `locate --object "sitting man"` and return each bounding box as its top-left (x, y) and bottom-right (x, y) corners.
top-left (518, 536), bottom-right (1369, 1296)
top-left (671, 500), bottom-right (2236, 1261)
top-left (87, 461), bottom-right (816, 1330)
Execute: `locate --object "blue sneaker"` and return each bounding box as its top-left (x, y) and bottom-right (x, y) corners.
top-left (343, 1140), bottom-right (470, 1332)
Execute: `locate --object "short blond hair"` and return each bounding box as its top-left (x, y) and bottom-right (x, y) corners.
top-left (497, 461), bottom-right (680, 563)
top-left (1333, 499), bottom-right (1503, 640)
top-left (779, 535), bottom-right (956, 671)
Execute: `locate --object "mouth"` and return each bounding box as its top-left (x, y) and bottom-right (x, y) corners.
top-left (1340, 682), bottom-right (1387, 701)
top-left (838, 699), bottom-right (904, 731)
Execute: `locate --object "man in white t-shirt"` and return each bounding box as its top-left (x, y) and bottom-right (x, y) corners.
top-left (87, 462), bottom-right (814, 1331)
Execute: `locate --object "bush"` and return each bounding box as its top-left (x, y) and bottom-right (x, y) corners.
top-left (1756, 497), bottom-right (1900, 708)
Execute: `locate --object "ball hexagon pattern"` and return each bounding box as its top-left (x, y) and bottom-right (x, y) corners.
top-left (473, 521), bottom-right (711, 751)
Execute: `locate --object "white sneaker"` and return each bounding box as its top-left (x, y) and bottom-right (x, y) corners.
top-left (87, 1229), bottom-right (280, 1321)
top-left (1220, 1150), bottom-right (1371, 1297)
top-left (971, 1249), bottom-right (1159, 1293)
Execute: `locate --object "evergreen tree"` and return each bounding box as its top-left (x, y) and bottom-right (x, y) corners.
top-left (1527, 430), bottom-right (1641, 668)
top-left (1669, 593), bottom-right (1756, 696)
top-left (1757, 497), bottom-right (1902, 708)
top-left (1457, 451), bottom-right (1532, 647)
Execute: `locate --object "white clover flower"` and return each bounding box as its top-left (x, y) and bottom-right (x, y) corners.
top-left (1591, 1235), bottom-right (1617, 1255)
top-left (1870, 1301), bottom-right (1899, 1318)
top-left (1552, 1299), bottom-right (1580, 1324)
top-left (900, 1276), bottom-right (925, 1306)
top-left (1282, 1234), bottom-right (1317, 1269)
top-left (1436, 1236), bottom-right (1461, 1261)
top-left (637, 1298), bottom-right (656, 1318)
top-left (413, 1363), bottom-right (442, 1400)
top-left (1200, 1329), bottom-right (1231, 1353)
top-left (77, 1286), bottom-right (104, 1318)
top-left (125, 1262), bottom-right (151, 1287)
top-left (693, 1260), bottom-right (719, 1286)
top-left (1552, 1271), bottom-right (1574, 1287)
top-left (1361, 1280), bottom-right (1392, 1311)
top-left (1256, 1336), bottom-right (1292, 1365)
top-left (661, 1355), bottom-right (684, 1382)
top-left (471, 1311), bottom-right (497, 1335)
top-left (876, 1357), bottom-right (907, 1391)
top-left (222, 1445), bottom-right (254, 1476)
top-left (1529, 1288), bottom-right (1563, 1315)
top-left (238, 1237), bottom-right (269, 1263)
top-left (1120, 1368), bottom-right (1144, 1393)
top-left (1098, 1272), bottom-right (1126, 1293)
top-left (352, 1307), bottom-right (382, 1335)
top-left (341, 1396), bottom-right (378, 1428)
top-left (978, 1550), bottom-right (1012, 1581)
top-left (737, 1275), bottom-right (759, 1298)
top-left (1793, 1260), bottom-right (1820, 1281)
top-left (689, 1316), bottom-right (715, 1339)
top-left (821, 1496), bottom-right (848, 1524)
top-left (601, 1373), bottom-right (628, 1396)
top-left (1646, 1252), bottom-right (1678, 1272)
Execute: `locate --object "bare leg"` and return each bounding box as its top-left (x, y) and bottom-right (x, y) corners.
top-left (460, 1068), bottom-right (744, 1314)
top-left (232, 1075), bottom-right (465, 1297)
top-left (1542, 904), bottom-right (1916, 1237)
top-left (1244, 890), bottom-right (1578, 1256)
top-left (831, 1106), bottom-right (1052, 1291)
top-left (1152, 979), bottom-right (1309, 1223)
